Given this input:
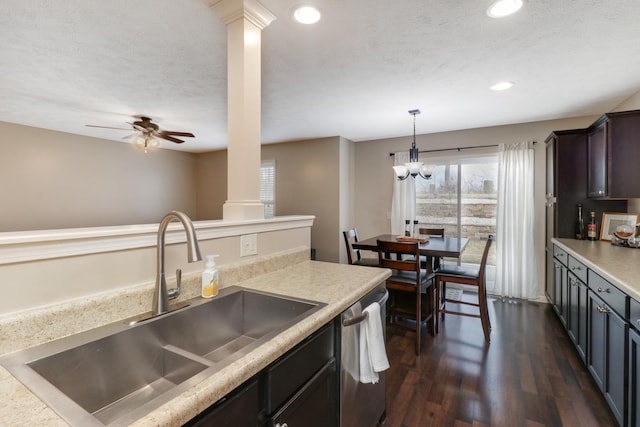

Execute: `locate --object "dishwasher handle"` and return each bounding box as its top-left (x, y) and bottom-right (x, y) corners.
top-left (342, 288), bottom-right (388, 327)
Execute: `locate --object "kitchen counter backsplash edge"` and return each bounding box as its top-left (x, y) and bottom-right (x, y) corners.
top-left (552, 238), bottom-right (640, 302)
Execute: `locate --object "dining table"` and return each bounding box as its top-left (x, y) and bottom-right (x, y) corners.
top-left (352, 234), bottom-right (469, 272)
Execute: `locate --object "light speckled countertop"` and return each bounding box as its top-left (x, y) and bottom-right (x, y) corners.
top-left (553, 238), bottom-right (640, 302)
top-left (0, 249), bottom-right (390, 426)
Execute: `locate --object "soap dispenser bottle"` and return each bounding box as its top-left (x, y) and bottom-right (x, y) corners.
top-left (201, 255), bottom-right (220, 298)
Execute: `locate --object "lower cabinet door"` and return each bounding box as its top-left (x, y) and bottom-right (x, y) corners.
top-left (568, 274), bottom-right (588, 362)
top-left (270, 359), bottom-right (337, 427)
top-left (606, 307), bottom-right (628, 426)
top-left (185, 378), bottom-right (262, 427)
top-left (629, 328), bottom-right (640, 427)
top-left (588, 291), bottom-right (606, 391)
top-left (589, 291), bottom-right (628, 426)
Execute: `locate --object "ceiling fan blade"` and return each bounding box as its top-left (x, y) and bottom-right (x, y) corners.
top-left (128, 122), bottom-right (148, 132)
top-left (86, 125), bottom-right (132, 131)
top-left (121, 133), bottom-right (137, 140)
top-left (156, 134), bottom-right (185, 143)
top-left (158, 131), bottom-right (194, 138)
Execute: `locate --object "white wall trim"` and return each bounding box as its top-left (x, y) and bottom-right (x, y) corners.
top-left (0, 215), bottom-right (315, 265)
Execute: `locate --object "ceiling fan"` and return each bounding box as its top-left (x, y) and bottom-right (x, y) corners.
top-left (86, 116), bottom-right (195, 152)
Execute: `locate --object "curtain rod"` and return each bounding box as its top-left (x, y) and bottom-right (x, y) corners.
top-left (388, 141), bottom-right (537, 156)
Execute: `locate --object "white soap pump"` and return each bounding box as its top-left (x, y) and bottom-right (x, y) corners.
top-left (201, 255), bottom-right (220, 298)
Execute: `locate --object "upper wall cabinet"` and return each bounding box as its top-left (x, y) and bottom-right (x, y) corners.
top-left (588, 110), bottom-right (640, 199)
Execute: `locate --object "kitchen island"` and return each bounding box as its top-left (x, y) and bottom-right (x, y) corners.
top-left (0, 247), bottom-right (390, 426)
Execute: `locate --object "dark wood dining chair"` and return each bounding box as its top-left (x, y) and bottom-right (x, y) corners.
top-left (434, 235), bottom-right (494, 343)
top-left (418, 227), bottom-right (445, 271)
top-left (377, 239), bottom-right (435, 355)
top-left (343, 228), bottom-right (378, 266)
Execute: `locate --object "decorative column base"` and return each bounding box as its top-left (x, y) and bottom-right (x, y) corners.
top-left (223, 200), bottom-right (265, 221)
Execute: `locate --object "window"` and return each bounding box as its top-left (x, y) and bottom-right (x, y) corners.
top-left (260, 160), bottom-right (275, 218)
top-left (416, 154), bottom-right (498, 266)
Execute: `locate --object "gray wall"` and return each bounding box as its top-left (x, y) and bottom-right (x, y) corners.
top-left (0, 121), bottom-right (199, 231)
top-left (262, 137), bottom-right (342, 262)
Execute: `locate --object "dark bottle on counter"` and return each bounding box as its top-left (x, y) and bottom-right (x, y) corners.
top-left (575, 204), bottom-right (585, 240)
top-left (587, 211), bottom-right (598, 241)
top-left (405, 220), bottom-right (411, 236)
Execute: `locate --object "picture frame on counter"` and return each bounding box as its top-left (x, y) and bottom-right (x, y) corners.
top-left (600, 212), bottom-right (640, 241)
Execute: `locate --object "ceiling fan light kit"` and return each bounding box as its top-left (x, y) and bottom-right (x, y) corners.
top-left (132, 134), bottom-right (160, 153)
top-left (86, 116), bottom-right (194, 153)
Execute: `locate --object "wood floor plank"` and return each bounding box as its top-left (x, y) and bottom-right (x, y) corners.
top-left (383, 296), bottom-right (618, 427)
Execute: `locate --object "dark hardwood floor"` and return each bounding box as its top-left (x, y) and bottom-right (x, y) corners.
top-left (384, 294), bottom-right (618, 427)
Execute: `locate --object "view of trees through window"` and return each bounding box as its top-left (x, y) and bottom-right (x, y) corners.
top-left (416, 157), bottom-right (497, 265)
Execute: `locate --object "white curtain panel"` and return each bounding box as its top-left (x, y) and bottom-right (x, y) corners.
top-left (494, 141), bottom-right (537, 299)
top-left (390, 151), bottom-right (416, 235)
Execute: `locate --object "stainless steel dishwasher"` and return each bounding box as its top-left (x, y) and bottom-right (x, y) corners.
top-left (340, 284), bottom-right (389, 427)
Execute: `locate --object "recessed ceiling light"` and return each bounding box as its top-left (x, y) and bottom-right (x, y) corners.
top-left (292, 5), bottom-right (321, 24)
top-left (487, 0), bottom-right (523, 18)
top-left (490, 81), bottom-right (514, 91)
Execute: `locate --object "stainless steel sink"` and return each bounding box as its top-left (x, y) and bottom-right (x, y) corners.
top-left (0, 286), bottom-right (325, 426)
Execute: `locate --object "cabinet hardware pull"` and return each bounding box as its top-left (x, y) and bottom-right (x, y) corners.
top-left (571, 266), bottom-right (582, 271)
top-left (597, 287), bottom-right (610, 293)
top-left (596, 305), bottom-right (609, 313)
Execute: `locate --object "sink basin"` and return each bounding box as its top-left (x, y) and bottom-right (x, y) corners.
top-left (0, 286), bottom-right (325, 426)
top-left (152, 287), bottom-right (323, 363)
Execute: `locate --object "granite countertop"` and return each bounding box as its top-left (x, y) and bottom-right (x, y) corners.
top-left (553, 238), bottom-right (640, 301)
top-left (0, 257), bottom-right (390, 426)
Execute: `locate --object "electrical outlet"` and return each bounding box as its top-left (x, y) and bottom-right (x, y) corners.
top-left (240, 233), bottom-right (258, 256)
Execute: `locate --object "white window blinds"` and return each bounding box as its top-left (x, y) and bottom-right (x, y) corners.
top-left (260, 160), bottom-right (275, 218)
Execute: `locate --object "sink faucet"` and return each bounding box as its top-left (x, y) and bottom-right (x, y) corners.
top-left (153, 211), bottom-right (202, 316)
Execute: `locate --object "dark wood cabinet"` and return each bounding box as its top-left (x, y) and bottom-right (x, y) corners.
top-left (270, 359), bottom-right (336, 427)
top-left (627, 299), bottom-right (640, 427)
top-left (568, 268), bottom-right (588, 363)
top-left (186, 321), bottom-right (337, 427)
top-left (588, 275), bottom-right (629, 427)
top-left (186, 378), bottom-right (263, 426)
top-left (588, 120), bottom-right (608, 197)
top-left (629, 327), bottom-right (640, 427)
top-left (553, 256), bottom-right (568, 326)
top-left (551, 246), bottom-right (569, 326)
top-left (546, 129), bottom-right (588, 239)
top-left (588, 110), bottom-right (640, 199)
top-left (544, 128), bottom-right (626, 304)
top-left (551, 243), bottom-right (640, 427)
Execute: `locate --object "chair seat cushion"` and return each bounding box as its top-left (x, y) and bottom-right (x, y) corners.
top-left (437, 265), bottom-right (480, 280)
top-left (387, 269), bottom-right (434, 290)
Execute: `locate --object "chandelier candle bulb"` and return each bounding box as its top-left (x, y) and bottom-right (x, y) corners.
top-left (393, 109), bottom-right (434, 181)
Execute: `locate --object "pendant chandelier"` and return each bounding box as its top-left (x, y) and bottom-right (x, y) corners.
top-left (393, 109), bottom-right (433, 181)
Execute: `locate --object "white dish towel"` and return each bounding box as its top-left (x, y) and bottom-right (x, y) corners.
top-left (359, 302), bottom-right (390, 384)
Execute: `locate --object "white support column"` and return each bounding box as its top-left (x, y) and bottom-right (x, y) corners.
top-left (210, 0), bottom-right (276, 220)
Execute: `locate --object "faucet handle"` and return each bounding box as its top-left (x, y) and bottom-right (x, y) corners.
top-left (168, 269), bottom-right (182, 300)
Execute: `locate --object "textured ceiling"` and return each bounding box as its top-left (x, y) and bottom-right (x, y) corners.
top-left (1, 0), bottom-right (639, 152)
